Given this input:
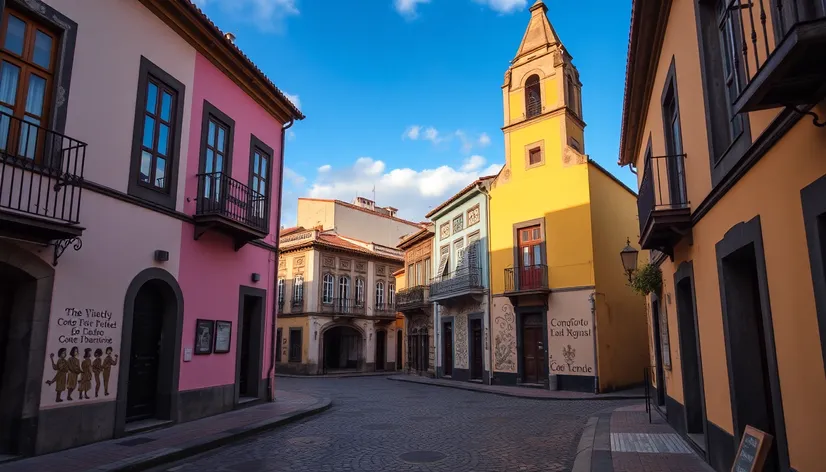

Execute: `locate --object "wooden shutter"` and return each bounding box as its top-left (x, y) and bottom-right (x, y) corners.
top-left (437, 249), bottom-right (450, 278)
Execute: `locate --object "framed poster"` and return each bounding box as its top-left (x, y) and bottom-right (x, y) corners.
top-left (194, 319), bottom-right (215, 355)
top-left (214, 321), bottom-right (232, 354)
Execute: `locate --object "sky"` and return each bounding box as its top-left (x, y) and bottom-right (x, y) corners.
top-left (191, 0), bottom-right (635, 226)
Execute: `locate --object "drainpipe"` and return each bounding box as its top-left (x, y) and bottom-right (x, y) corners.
top-left (589, 292), bottom-right (602, 394)
top-left (268, 118), bottom-right (294, 402)
top-left (479, 183), bottom-right (494, 385)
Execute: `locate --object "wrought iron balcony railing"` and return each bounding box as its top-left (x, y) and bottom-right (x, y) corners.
top-left (430, 267), bottom-right (484, 299)
top-left (374, 302), bottom-right (397, 317)
top-left (637, 154), bottom-right (689, 236)
top-left (195, 171), bottom-right (269, 233)
top-left (504, 265), bottom-right (549, 293)
top-left (320, 297), bottom-right (365, 316)
top-left (0, 111), bottom-right (87, 227)
top-left (396, 285), bottom-right (430, 310)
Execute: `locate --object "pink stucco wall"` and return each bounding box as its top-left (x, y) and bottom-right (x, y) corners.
top-left (177, 53), bottom-right (283, 391)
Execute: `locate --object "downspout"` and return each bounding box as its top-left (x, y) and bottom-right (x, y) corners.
top-left (589, 292), bottom-right (602, 394)
top-left (480, 183), bottom-right (494, 385)
top-left (268, 117), bottom-right (295, 402)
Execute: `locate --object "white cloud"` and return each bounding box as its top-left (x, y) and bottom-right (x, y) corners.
top-left (304, 157), bottom-right (502, 222)
top-left (287, 130), bottom-right (296, 141)
top-left (472, 0), bottom-right (527, 13)
top-left (193, 0), bottom-right (299, 33)
top-left (455, 130), bottom-right (493, 153)
top-left (394, 0), bottom-right (430, 18)
top-left (404, 125), bottom-right (446, 144)
top-left (283, 92), bottom-right (301, 110)
top-left (283, 167), bottom-right (305, 186)
top-left (403, 125), bottom-right (421, 140)
top-left (318, 164), bottom-right (332, 173)
top-left (478, 132), bottom-right (491, 147)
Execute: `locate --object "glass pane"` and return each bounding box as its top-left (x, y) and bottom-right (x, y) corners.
top-left (532, 228), bottom-right (540, 240)
top-left (3, 15), bottom-right (25, 55)
top-left (142, 116), bottom-right (155, 149)
top-left (160, 91), bottom-right (172, 121)
top-left (25, 74), bottom-right (46, 116)
top-left (217, 126), bottom-right (225, 151)
top-left (0, 104), bottom-right (11, 150)
top-left (33, 31), bottom-right (52, 69)
top-left (157, 124), bottom-right (169, 156)
top-left (215, 153), bottom-right (223, 173)
top-left (253, 153), bottom-right (260, 173)
top-left (204, 148), bottom-right (214, 172)
top-left (207, 121), bottom-right (215, 146)
top-left (0, 61), bottom-right (21, 105)
top-left (18, 117), bottom-right (38, 159)
top-left (533, 245), bottom-right (541, 265)
top-left (146, 82), bottom-right (158, 114)
top-left (139, 151), bottom-right (152, 183)
top-left (258, 180), bottom-right (266, 196)
top-left (522, 247), bottom-right (530, 266)
top-left (154, 156), bottom-right (166, 188)
top-left (252, 176), bottom-right (259, 193)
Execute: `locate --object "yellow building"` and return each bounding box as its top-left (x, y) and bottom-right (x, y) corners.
top-left (488, 0), bottom-right (648, 393)
top-left (619, 0), bottom-right (826, 471)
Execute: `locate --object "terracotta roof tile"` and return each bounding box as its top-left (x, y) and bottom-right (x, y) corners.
top-left (425, 175), bottom-right (495, 219)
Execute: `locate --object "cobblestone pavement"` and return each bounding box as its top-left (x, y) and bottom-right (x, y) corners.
top-left (151, 377), bottom-right (639, 472)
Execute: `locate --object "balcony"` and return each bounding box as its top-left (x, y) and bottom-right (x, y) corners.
top-left (637, 154), bottom-right (691, 256)
top-left (396, 285), bottom-right (430, 313)
top-left (728, 0), bottom-right (826, 113)
top-left (373, 302), bottom-right (397, 321)
top-left (430, 267), bottom-right (485, 304)
top-left (0, 112), bottom-right (87, 259)
top-left (504, 265), bottom-right (550, 297)
top-left (320, 298), bottom-right (365, 318)
top-left (194, 172), bottom-right (269, 250)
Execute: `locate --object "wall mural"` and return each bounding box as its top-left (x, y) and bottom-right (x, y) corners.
top-left (454, 313), bottom-right (469, 369)
top-left (548, 312), bottom-right (595, 376)
top-left (41, 307), bottom-right (121, 407)
top-left (492, 298), bottom-right (516, 372)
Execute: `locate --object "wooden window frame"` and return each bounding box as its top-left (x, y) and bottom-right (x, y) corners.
top-left (128, 56), bottom-right (185, 209)
top-left (512, 218), bottom-right (546, 268)
top-left (321, 273), bottom-right (334, 305)
top-left (660, 57), bottom-right (688, 207)
top-left (376, 281), bottom-right (385, 306)
top-left (198, 100), bottom-right (235, 176)
top-left (524, 140), bottom-right (545, 170)
top-left (248, 134), bottom-right (274, 228)
top-left (288, 327), bottom-right (302, 363)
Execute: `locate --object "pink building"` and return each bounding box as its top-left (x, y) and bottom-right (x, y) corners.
top-left (0, 0), bottom-right (302, 456)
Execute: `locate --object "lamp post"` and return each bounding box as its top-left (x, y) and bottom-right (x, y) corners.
top-left (620, 237), bottom-right (639, 283)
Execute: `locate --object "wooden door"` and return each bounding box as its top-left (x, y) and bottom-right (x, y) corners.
top-left (518, 226), bottom-right (543, 290)
top-left (127, 285), bottom-right (164, 421)
top-left (521, 313), bottom-right (545, 384)
top-left (375, 330), bottom-right (386, 371)
top-left (471, 319), bottom-right (483, 380)
top-left (396, 330), bottom-right (403, 370)
top-left (443, 322), bottom-right (453, 376)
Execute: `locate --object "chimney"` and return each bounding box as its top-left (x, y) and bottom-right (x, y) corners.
top-left (224, 32), bottom-right (236, 43)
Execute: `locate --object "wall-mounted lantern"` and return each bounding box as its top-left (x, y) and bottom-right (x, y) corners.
top-left (251, 272), bottom-right (261, 283)
top-left (154, 250), bottom-right (169, 263)
top-left (620, 237), bottom-right (639, 283)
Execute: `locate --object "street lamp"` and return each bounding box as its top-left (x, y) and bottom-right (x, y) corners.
top-left (620, 237), bottom-right (639, 283)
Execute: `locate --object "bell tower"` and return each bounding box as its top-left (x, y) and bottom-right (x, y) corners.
top-left (500, 0), bottom-right (585, 178)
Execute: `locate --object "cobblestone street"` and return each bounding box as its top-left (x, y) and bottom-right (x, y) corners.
top-left (151, 377), bottom-right (637, 472)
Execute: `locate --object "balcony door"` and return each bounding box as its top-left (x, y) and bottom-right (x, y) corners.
top-left (663, 78), bottom-right (687, 207)
top-left (518, 226), bottom-right (543, 290)
top-left (247, 145), bottom-right (270, 227)
top-left (0, 8), bottom-right (56, 164)
top-left (201, 116), bottom-right (230, 209)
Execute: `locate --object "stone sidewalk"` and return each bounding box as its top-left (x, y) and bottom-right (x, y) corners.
top-left (574, 403), bottom-right (714, 472)
top-left (0, 390), bottom-right (331, 472)
top-left (387, 374), bottom-right (646, 400)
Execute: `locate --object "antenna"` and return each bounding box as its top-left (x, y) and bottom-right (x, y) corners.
top-left (372, 184), bottom-right (376, 203)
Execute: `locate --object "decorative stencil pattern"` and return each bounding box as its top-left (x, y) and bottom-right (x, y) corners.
top-left (467, 204), bottom-right (481, 227)
top-left (440, 223), bottom-right (450, 239)
top-left (322, 256), bottom-right (335, 268)
top-left (339, 258), bottom-right (351, 270)
top-left (493, 300), bottom-right (516, 372)
top-left (453, 215), bottom-right (464, 234)
top-left (355, 261), bottom-right (367, 273)
top-left (278, 260), bottom-right (286, 270)
top-left (294, 256), bottom-right (305, 268)
top-left (454, 314), bottom-right (469, 369)
top-left (376, 265), bottom-right (386, 276)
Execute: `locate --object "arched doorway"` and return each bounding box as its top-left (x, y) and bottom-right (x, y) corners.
top-left (117, 268), bottom-right (183, 433)
top-left (375, 330), bottom-right (386, 371)
top-left (323, 325), bottom-right (362, 372)
top-left (396, 330), bottom-right (403, 371)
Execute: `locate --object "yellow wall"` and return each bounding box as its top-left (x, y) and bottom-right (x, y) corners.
top-left (587, 164), bottom-right (649, 391)
top-left (276, 316), bottom-right (310, 364)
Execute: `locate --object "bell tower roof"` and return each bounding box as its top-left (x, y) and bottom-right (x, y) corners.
top-left (512, 0), bottom-right (563, 64)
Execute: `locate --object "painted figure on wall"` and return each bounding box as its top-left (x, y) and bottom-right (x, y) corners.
top-left (45, 348), bottom-right (69, 403)
top-left (79, 348), bottom-right (93, 400)
top-left (102, 347), bottom-right (118, 396)
top-left (92, 349), bottom-right (103, 397)
top-left (66, 346), bottom-right (82, 401)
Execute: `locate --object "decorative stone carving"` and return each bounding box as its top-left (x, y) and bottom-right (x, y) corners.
top-left (278, 260), bottom-right (287, 270)
top-left (376, 265), bottom-right (386, 276)
top-left (355, 261), bottom-right (367, 273)
top-left (294, 256), bottom-right (305, 268)
top-left (454, 314), bottom-right (469, 369)
top-left (494, 302), bottom-right (516, 372)
top-left (322, 256), bottom-right (335, 268)
top-left (339, 258), bottom-right (351, 270)
top-left (563, 146), bottom-right (587, 168)
top-left (452, 215), bottom-right (464, 234)
top-left (440, 223), bottom-right (450, 239)
top-left (467, 204), bottom-right (481, 227)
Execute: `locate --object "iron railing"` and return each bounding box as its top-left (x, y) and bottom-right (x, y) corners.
top-left (504, 264), bottom-right (549, 292)
top-left (526, 100), bottom-right (542, 119)
top-left (195, 171), bottom-right (268, 232)
top-left (430, 267), bottom-right (483, 298)
top-left (637, 154), bottom-right (689, 234)
top-left (320, 297), bottom-right (365, 316)
top-left (0, 111), bottom-right (86, 225)
top-left (374, 302), bottom-right (397, 317)
top-left (396, 285), bottom-right (430, 310)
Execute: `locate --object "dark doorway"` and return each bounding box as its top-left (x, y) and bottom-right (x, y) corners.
top-left (375, 330), bottom-right (386, 371)
top-left (235, 287), bottom-right (265, 402)
top-left (419, 329), bottom-right (429, 372)
top-left (276, 328), bottom-right (282, 363)
top-left (651, 296), bottom-right (667, 407)
top-left (0, 264), bottom-right (32, 455)
top-left (470, 318), bottom-right (483, 380)
top-left (719, 230), bottom-right (787, 472)
top-left (323, 326), bottom-right (361, 371)
top-left (675, 269), bottom-right (705, 449)
top-left (521, 312), bottom-right (545, 384)
top-left (443, 321), bottom-right (453, 377)
top-left (396, 330), bottom-right (403, 370)
top-left (126, 281), bottom-right (165, 422)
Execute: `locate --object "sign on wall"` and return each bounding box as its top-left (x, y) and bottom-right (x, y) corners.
top-left (41, 307), bottom-right (121, 408)
top-left (548, 313), bottom-right (595, 376)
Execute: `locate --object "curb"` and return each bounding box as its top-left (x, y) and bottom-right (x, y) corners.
top-left (92, 397), bottom-right (333, 472)
top-left (387, 376), bottom-right (646, 401)
top-left (572, 416), bottom-right (598, 472)
top-left (277, 372), bottom-right (396, 379)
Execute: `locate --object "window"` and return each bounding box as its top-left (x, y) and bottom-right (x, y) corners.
top-left (454, 238), bottom-right (465, 272)
top-left (277, 278), bottom-right (285, 304)
top-left (525, 140), bottom-right (545, 169)
top-left (355, 278), bottom-right (365, 306)
top-left (293, 275), bottom-right (304, 301)
top-left (338, 276), bottom-right (350, 301)
top-left (519, 226), bottom-right (543, 267)
top-left (376, 281), bottom-right (385, 306)
top-left (416, 261), bottom-right (423, 285)
top-left (129, 57), bottom-right (185, 209)
top-left (322, 273), bottom-right (334, 304)
top-left (467, 232), bottom-right (481, 270)
top-left (407, 264), bottom-right (414, 288)
top-left (288, 328), bottom-right (302, 362)
top-left (437, 245), bottom-right (450, 278)
top-left (424, 257), bottom-right (431, 283)
top-left (0, 8), bottom-right (57, 163)
top-left (570, 137), bottom-right (581, 153)
top-left (661, 59), bottom-right (688, 207)
top-left (528, 148), bottom-right (542, 165)
top-left (525, 74), bottom-right (541, 118)
top-left (388, 282), bottom-right (395, 306)
top-left (248, 135), bottom-right (274, 224)
top-left (452, 214), bottom-right (464, 233)
top-left (199, 101), bottom-right (234, 202)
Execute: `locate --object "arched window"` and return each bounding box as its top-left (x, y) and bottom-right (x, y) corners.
top-left (388, 282), bottom-right (395, 306)
top-left (338, 276), bottom-right (350, 301)
top-left (322, 274), bottom-right (334, 304)
top-left (525, 74), bottom-right (541, 118)
top-left (376, 281), bottom-right (385, 306)
top-left (277, 278), bottom-right (285, 304)
top-left (355, 278), bottom-right (365, 306)
top-left (294, 275), bottom-right (304, 301)
top-left (566, 75), bottom-right (579, 116)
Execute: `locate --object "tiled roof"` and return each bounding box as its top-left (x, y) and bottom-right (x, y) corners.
top-left (425, 175), bottom-right (495, 219)
top-left (178, 0), bottom-right (304, 120)
top-left (298, 198), bottom-right (422, 227)
top-left (279, 229), bottom-right (404, 261)
top-left (280, 226), bottom-right (303, 236)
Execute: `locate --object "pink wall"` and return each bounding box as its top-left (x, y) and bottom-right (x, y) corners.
top-left (177, 53), bottom-right (284, 391)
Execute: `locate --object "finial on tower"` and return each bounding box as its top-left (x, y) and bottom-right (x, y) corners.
top-left (530, 0), bottom-right (548, 13)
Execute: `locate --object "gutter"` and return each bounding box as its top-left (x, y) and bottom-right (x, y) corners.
top-left (478, 181), bottom-right (494, 385)
top-left (268, 117), bottom-right (294, 402)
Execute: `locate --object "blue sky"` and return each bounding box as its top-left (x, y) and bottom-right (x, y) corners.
top-left (192, 0), bottom-right (634, 225)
